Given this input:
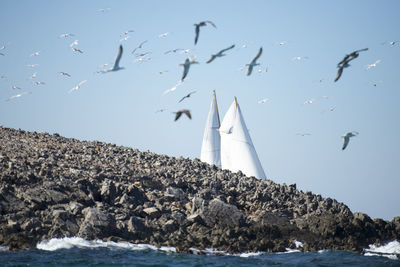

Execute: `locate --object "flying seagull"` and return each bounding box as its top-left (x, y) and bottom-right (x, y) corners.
top-left (72, 48), bottom-right (83, 53)
top-left (366, 60), bottom-right (381, 70)
top-left (34, 81), bottom-right (45, 85)
top-left (12, 85), bottom-right (21, 90)
top-left (120, 30), bottom-right (134, 37)
top-left (194, 20), bottom-right (216, 45)
top-left (164, 48), bottom-right (184, 54)
top-left (6, 91), bottom-right (32, 101)
top-left (381, 40), bottom-right (399, 46)
top-left (99, 45), bottom-right (124, 73)
top-left (59, 33), bottom-right (74, 38)
top-left (246, 47), bottom-right (263, 76)
top-left (131, 40), bottom-right (148, 54)
top-left (68, 80), bottom-right (87, 93)
top-left (180, 56), bottom-right (198, 81)
top-left (178, 91), bottom-right (196, 103)
top-left (174, 109), bottom-right (191, 121)
top-left (342, 131), bottom-right (359, 150)
top-left (206, 44), bottom-right (235, 63)
top-left (335, 48), bottom-right (368, 82)
top-left (69, 40), bottom-right (78, 47)
top-left (30, 51), bottom-right (40, 57)
top-left (257, 98), bottom-right (269, 104)
top-left (59, 72), bottom-right (71, 77)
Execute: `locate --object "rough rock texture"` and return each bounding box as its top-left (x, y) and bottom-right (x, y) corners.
top-left (0, 126), bottom-right (399, 252)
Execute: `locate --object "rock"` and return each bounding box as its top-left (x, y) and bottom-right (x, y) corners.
top-left (143, 207), bottom-right (161, 219)
top-left (200, 198), bottom-right (245, 227)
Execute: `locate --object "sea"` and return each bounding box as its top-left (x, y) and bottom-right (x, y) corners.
top-left (0, 237), bottom-right (399, 266)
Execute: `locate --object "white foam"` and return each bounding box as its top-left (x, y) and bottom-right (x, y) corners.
top-left (36, 237), bottom-right (176, 253)
top-left (238, 252), bottom-right (264, 257)
top-left (364, 240), bottom-right (400, 260)
top-left (0, 246), bottom-right (9, 252)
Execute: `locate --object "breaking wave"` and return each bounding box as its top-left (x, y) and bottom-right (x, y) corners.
top-left (36, 237), bottom-right (176, 253)
top-left (364, 240), bottom-right (400, 260)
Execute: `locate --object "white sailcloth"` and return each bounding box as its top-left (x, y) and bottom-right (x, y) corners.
top-left (200, 91), bottom-right (221, 168)
top-left (220, 98), bottom-right (266, 179)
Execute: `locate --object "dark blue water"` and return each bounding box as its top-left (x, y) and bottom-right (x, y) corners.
top-left (1, 248), bottom-right (399, 267)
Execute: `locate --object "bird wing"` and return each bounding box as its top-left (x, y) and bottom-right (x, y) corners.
top-left (206, 54), bottom-right (216, 63)
top-left (113, 45), bottom-right (123, 70)
top-left (194, 25), bottom-right (200, 45)
top-left (183, 110), bottom-right (192, 119)
top-left (178, 96), bottom-right (187, 103)
top-left (181, 59), bottom-right (190, 81)
top-left (334, 66), bottom-right (343, 82)
top-left (342, 136), bottom-right (350, 150)
top-left (252, 47), bottom-right (263, 63)
top-left (353, 48), bottom-right (368, 53)
top-left (247, 65), bottom-right (253, 76)
top-left (220, 44), bottom-right (235, 53)
top-left (174, 112), bottom-right (182, 121)
top-left (206, 21), bottom-right (217, 28)
top-left (78, 80), bottom-right (87, 87)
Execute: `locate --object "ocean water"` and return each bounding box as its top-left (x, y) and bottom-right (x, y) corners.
top-left (0, 238), bottom-right (399, 266)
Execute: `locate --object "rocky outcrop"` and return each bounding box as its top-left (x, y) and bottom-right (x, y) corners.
top-left (0, 126), bottom-right (399, 252)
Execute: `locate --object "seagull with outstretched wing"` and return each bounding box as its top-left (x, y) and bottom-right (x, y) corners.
top-left (246, 47), bottom-right (263, 76)
top-left (206, 44), bottom-right (235, 63)
top-left (335, 48), bottom-right (368, 82)
top-left (194, 20), bottom-right (216, 45)
top-left (174, 109), bottom-right (191, 121)
top-left (178, 91), bottom-right (196, 103)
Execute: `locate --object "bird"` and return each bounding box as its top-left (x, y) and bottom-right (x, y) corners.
top-left (34, 81), bottom-right (45, 85)
top-left (381, 40), bottom-right (399, 46)
top-left (164, 48), bottom-right (184, 54)
top-left (335, 48), bottom-right (368, 82)
top-left (30, 51), bottom-right (40, 57)
top-left (292, 56), bottom-right (308, 61)
top-left (180, 56), bottom-right (198, 81)
top-left (12, 85), bottom-right (21, 90)
top-left (163, 81), bottom-right (182, 95)
top-left (277, 41), bottom-right (288, 46)
top-left (194, 20), bottom-right (216, 45)
top-left (174, 109), bottom-right (191, 121)
top-left (257, 98), bottom-right (269, 104)
top-left (206, 44), bottom-right (235, 63)
top-left (6, 91), bottom-right (32, 101)
top-left (59, 72), bottom-right (71, 77)
top-left (246, 47), bottom-right (263, 76)
top-left (296, 133), bottom-right (311, 136)
top-left (155, 108), bottom-right (167, 113)
top-left (97, 8), bottom-right (111, 12)
top-left (0, 44), bottom-right (6, 50)
top-left (303, 99), bottom-right (315, 104)
top-left (26, 64), bottom-right (39, 68)
top-left (59, 33), bottom-right (74, 38)
top-left (119, 36), bottom-right (130, 42)
top-left (72, 48), bottom-right (83, 53)
top-left (29, 72), bottom-right (37, 79)
top-left (178, 91), bottom-right (196, 103)
top-left (120, 30), bottom-right (134, 37)
top-left (131, 40), bottom-right (148, 54)
top-left (99, 45), bottom-right (124, 73)
top-left (69, 40), bottom-right (79, 47)
top-left (68, 80), bottom-right (87, 93)
top-left (342, 131), bottom-right (359, 150)
top-left (366, 60), bottom-right (381, 70)
top-left (0, 53), bottom-right (4, 56)
top-left (158, 32), bottom-right (169, 38)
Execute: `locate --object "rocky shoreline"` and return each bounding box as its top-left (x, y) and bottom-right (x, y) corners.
top-left (0, 126), bottom-right (399, 253)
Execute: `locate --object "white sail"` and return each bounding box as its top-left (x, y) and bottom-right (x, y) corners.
top-left (200, 91), bottom-right (221, 168)
top-left (220, 98), bottom-right (266, 179)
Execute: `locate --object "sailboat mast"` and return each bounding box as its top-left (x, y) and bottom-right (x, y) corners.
top-left (213, 90), bottom-right (221, 127)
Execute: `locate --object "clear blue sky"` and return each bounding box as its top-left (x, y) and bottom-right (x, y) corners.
top-left (1, 0), bottom-right (399, 220)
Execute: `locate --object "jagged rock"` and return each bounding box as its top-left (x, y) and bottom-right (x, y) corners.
top-left (143, 207), bottom-right (161, 219)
